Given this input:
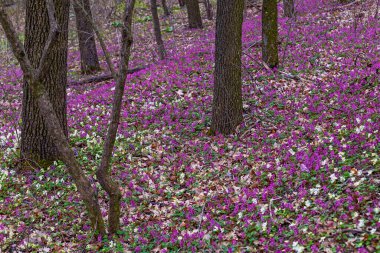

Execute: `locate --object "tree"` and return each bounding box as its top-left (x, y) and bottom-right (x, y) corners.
top-left (283, 0), bottom-right (295, 18)
top-left (161, 0), bottom-right (170, 16)
top-left (185, 0), bottom-right (202, 28)
top-left (262, 0), bottom-right (279, 68)
top-left (211, 0), bottom-right (244, 135)
top-left (20, 0), bottom-right (69, 166)
top-left (179, 0), bottom-right (185, 8)
top-left (151, 0), bottom-right (166, 60)
top-left (204, 0), bottom-right (213, 20)
top-left (73, 0), bottom-right (101, 74)
top-left (0, 0), bottom-right (137, 235)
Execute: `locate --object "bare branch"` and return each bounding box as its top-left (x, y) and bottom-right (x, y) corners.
top-left (35, 0), bottom-right (60, 80)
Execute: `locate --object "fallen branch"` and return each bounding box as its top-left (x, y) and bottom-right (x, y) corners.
top-left (69, 65), bottom-right (149, 86)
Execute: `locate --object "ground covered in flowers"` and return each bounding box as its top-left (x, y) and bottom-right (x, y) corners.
top-left (1, 0), bottom-right (380, 252)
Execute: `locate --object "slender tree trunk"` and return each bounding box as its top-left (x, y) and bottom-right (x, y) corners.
top-left (96, 0), bottom-right (136, 235)
top-left (179, 0), bottom-right (185, 8)
top-left (262, 0), bottom-right (279, 68)
top-left (151, 0), bottom-right (166, 60)
top-left (211, 0), bottom-right (244, 135)
top-left (21, 0), bottom-right (69, 166)
top-left (73, 0), bottom-right (100, 74)
top-left (161, 0), bottom-right (170, 16)
top-left (185, 0), bottom-right (202, 28)
top-left (204, 0), bottom-right (213, 20)
top-left (283, 0), bottom-right (295, 18)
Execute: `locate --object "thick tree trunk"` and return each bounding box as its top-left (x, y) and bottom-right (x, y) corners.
top-left (73, 0), bottom-right (101, 74)
top-left (283, 0), bottom-right (295, 18)
top-left (21, 0), bottom-right (69, 166)
top-left (262, 0), bottom-right (279, 68)
top-left (185, 0), bottom-right (202, 28)
top-left (211, 0), bottom-right (244, 135)
top-left (151, 0), bottom-right (166, 60)
top-left (161, 0), bottom-right (170, 16)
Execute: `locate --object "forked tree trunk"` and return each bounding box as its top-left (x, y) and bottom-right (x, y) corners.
top-left (262, 0), bottom-right (279, 68)
top-left (283, 0), bottom-right (295, 18)
top-left (211, 0), bottom-right (244, 135)
top-left (151, 0), bottom-right (166, 60)
top-left (73, 0), bottom-right (101, 74)
top-left (185, 0), bottom-right (202, 28)
top-left (21, 0), bottom-right (69, 166)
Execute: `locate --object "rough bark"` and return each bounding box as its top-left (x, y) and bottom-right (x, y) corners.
top-left (0, 0), bottom-right (106, 235)
top-left (211, 0), bottom-right (244, 135)
top-left (151, 0), bottom-right (166, 60)
top-left (185, 0), bottom-right (202, 28)
top-left (283, 0), bottom-right (295, 18)
top-left (73, 0), bottom-right (101, 74)
top-left (21, 0), bottom-right (69, 166)
top-left (262, 0), bottom-right (279, 68)
top-left (96, 0), bottom-right (136, 235)
top-left (161, 0), bottom-right (170, 16)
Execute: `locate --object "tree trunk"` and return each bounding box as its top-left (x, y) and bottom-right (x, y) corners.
top-left (185, 0), bottom-right (202, 28)
top-left (283, 0), bottom-right (295, 18)
top-left (262, 0), bottom-right (279, 68)
top-left (21, 0), bottom-right (69, 166)
top-left (179, 0), bottom-right (185, 8)
top-left (204, 0), bottom-right (213, 20)
top-left (211, 0), bottom-right (244, 135)
top-left (73, 0), bottom-right (101, 74)
top-left (161, 0), bottom-right (170, 16)
top-left (151, 0), bottom-right (166, 60)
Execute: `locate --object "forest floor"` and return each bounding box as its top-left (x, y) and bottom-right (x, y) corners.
top-left (1, 0), bottom-right (380, 252)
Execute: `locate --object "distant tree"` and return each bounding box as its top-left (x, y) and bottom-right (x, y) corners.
top-left (151, 0), bottom-right (166, 59)
top-left (204, 0), bottom-right (213, 20)
top-left (161, 0), bottom-right (170, 16)
top-left (262, 0), bottom-right (279, 68)
top-left (73, 0), bottom-right (101, 74)
top-left (283, 0), bottom-right (295, 18)
top-left (20, 0), bottom-right (69, 166)
top-left (211, 0), bottom-right (244, 135)
top-left (185, 0), bottom-right (202, 28)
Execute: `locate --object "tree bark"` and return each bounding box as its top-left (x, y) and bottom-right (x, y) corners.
top-left (283, 0), bottom-right (295, 18)
top-left (21, 0), bottom-right (69, 166)
top-left (211, 0), bottom-right (244, 135)
top-left (161, 0), bottom-right (170, 16)
top-left (73, 0), bottom-right (101, 74)
top-left (151, 0), bottom-right (166, 60)
top-left (204, 0), bottom-right (213, 20)
top-left (0, 0), bottom-right (106, 235)
top-left (96, 0), bottom-right (136, 235)
top-left (185, 0), bottom-right (202, 28)
top-left (262, 0), bottom-right (279, 68)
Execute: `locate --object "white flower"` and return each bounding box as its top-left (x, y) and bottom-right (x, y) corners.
top-left (357, 219), bottom-right (365, 229)
top-left (310, 187), bottom-right (320, 195)
top-left (356, 118), bottom-right (361, 124)
top-left (292, 241), bottom-right (305, 253)
top-left (330, 173), bottom-right (337, 183)
top-left (262, 222), bottom-right (267, 231)
top-left (305, 200), bottom-right (311, 207)
top-left (289, 149), bottom-right (295, 155)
